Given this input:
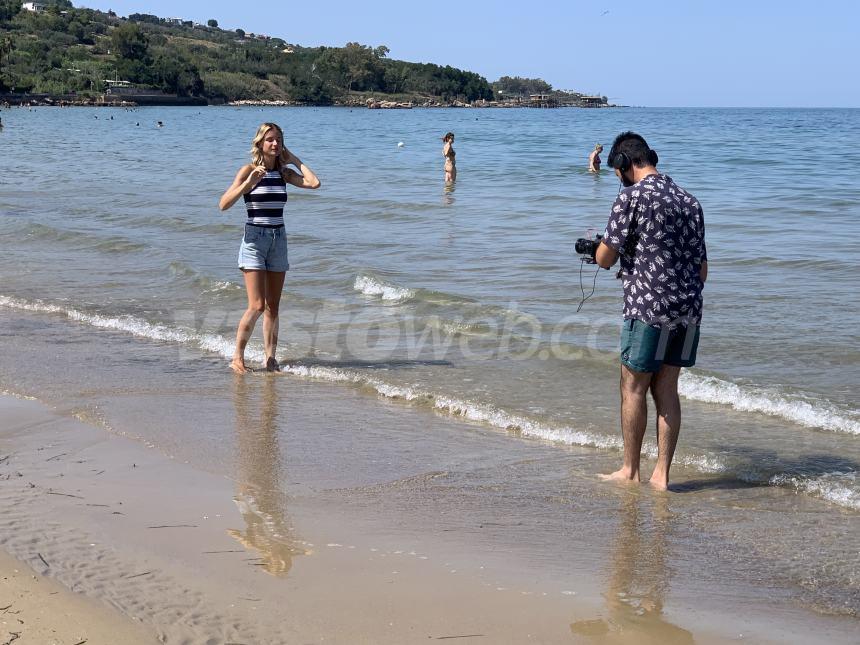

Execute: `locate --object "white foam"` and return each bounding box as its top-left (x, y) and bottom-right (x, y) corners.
top-left (201, 280), bottom-right (241, 294)
top-left (0, 293), bottom-right (853, 508)
top-left (0, 295), bottom-right (264, 364)
top-left (282, 364), bottom-right (624, 451)
top-left (353, 275), bottom-right (414, 302)
top-left (680, 372), bottom-right (860, 436)
top-left (769, 471), bottom-right (859, 510)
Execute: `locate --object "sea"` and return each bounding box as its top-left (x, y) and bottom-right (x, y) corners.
top-left (0, 105), bottom-right (858, 626)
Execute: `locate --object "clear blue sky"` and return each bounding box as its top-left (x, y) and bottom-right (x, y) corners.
top-left (77, 1), bottom-right (860, 107)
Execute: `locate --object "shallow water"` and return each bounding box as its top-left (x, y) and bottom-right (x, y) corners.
top-left (0, 105), bottom-right (859, 620)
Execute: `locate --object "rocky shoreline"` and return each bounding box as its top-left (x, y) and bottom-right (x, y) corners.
top-left (1, 94), bottom-right (613, 109)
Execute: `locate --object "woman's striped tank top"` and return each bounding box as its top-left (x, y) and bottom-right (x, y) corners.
top-left (243, 168), bottom-right (287, 227)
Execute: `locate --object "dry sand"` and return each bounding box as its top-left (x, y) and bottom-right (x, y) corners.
top-left (0, 549), bottom-right (156, 645)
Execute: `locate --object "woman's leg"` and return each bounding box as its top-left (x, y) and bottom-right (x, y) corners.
top-left (232, 269), bottom-right (266, 373)
top-left (262, 270), bottom-right (286, 371)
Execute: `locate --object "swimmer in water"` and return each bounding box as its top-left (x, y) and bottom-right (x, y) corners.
top-left (589, 143), bottom-right (604, 173)
top-left (442, 132), bottom-right (456, 183)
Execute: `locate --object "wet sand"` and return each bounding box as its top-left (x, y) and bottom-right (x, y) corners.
top-left (0, 394), bottom-right (601, 643)
top-left (2, 383), bottom-right (858, 643)
top-left (0, 294), bottom-right (858, 644)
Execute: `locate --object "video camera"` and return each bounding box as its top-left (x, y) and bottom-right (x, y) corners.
top-left (574, 233), bottom-right (603, 264)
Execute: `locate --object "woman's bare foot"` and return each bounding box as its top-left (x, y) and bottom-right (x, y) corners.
top-left (598, 467), bottom-right (640, 484)
top-left (264, 356), bottom-right (280, 372)
top-left (230, 357), bottom-right (247, 374)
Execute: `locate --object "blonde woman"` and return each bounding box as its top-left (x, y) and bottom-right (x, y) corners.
top-left (219, 123), bottom-right (320, 373)
top-left (588, 143), bottom-right (604, 173)
top-left (442, 131), bottom-right (457, 182)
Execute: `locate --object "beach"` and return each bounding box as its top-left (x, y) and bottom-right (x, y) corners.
top-left (0, 105), bottom-right (858, 642)
top-left (3, 377), bottom-right (857, 644)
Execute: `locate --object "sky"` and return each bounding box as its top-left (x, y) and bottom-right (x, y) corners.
top-left (75, 1), bottom-right (860, 107)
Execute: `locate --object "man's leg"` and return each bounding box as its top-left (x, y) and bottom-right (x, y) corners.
top-left (600, 365), bottom-right (652, 482)
top-left (648, 364), bottom-right (682, 491)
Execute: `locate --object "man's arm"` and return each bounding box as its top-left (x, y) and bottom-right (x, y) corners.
top-left (595, 241), bottom-right (619, 269)
top-left (700, 260), bottom-right (708, 283)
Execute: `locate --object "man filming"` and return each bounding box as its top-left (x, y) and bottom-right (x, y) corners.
top-left (593, 131), bottom-right (708, 490)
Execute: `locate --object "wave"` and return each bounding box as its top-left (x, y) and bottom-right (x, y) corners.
top-left (21, 223), bottom-right (147, 254)
top-left (351, 275), bottom-right (860, 437)
top-left (679, 373), bottom-right (860, 436)
top-left (0, 294), bottom-right (247, 362)
top-left (351, 273), bottom-right (537, 325)
top-left (1, 294), bottom-right (858, 510)
top-left (353, 274), bottom-right (415, 302)
top-left (769, 471), bottom-right (859, 510)
top-left (167, 261), bottom-right (243, 295)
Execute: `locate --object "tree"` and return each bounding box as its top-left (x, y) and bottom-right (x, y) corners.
top-left (152, 54), bottom-right (203, 95)
top-left (128, 13), bottom-right (161, 25)
top-left (0, 35), bottom-right (13, 92)
top-left (493, 76), bottom-right (552, 97)
top-left (111, 23), bottom-right (150, 60)
top-left (207, 19), bottom-right (218, 28)
top-left (235, 28), bottom-right (245, 38)
top-left (0, 0), bottom-right (22, 22)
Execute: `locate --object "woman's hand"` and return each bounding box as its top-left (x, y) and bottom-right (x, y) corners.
top-left (244, 165), bottom-right (267, 189)
top-left (220, 164), bottom-right (266, 211)
top-left (284, 148), bottom-right (301, 168)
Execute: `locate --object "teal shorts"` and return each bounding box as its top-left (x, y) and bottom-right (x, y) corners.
top-left (620, 319), bottom-right (700, 373)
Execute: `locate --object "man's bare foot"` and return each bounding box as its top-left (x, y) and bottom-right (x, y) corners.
top-left (598, 468), bottom-right (639, 483)
top-left (230, 358), bottom-right (247, 374)
top-left (648, 476), bottom-right (669, 491)
top-left (264, 356), bottom-right (279, 372)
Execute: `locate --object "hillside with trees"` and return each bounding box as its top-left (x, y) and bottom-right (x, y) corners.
top-left (0, 1), bottom-right (604, 106)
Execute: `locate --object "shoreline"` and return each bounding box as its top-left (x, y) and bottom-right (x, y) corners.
top-left (1, 324), bottom-right (857, 643)
top-left (1, 95), bottom-right (617, 109)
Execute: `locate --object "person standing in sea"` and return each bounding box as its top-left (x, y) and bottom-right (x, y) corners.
top-left (219, 122), bottom-right (321, 374)
top-left (594, 131), bottom-right (707, 490)
top-left (442, 132), bottom-right (457, 183)
top-left (588, 143), bottom-right (603, 173)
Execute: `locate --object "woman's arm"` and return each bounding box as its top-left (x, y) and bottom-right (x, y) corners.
top-left (283, 150), bottom-right (321, 189)
top-left (443, 141), bottom-right (452, 157)
top-left (219, 164), bottom-right (265, 211)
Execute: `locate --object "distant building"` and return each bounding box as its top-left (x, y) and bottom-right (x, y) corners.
top-left (579, 95), bottom-right (607, 107)
top-left (21, 2), bottom-right (47, 12)
top-left (165, 17), bottom-right (183, 25)
top-left (282, 47), bottom-right (294, 54)
top-left (103, 79), bottom-right (134, 93)
top-left (529, 93), bottom-right (558, 108)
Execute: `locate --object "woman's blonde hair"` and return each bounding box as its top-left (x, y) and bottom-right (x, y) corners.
top-left (250, 122), bottom-right (289, 169)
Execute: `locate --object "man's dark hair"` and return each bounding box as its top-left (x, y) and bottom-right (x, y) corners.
top-left (608, 131), bottom-right (654, 169)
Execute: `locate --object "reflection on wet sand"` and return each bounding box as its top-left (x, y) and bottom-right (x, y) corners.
top-left (570, 492), bottom-right (693, 644)
top-left (229, 375), bottom-right (309, 575)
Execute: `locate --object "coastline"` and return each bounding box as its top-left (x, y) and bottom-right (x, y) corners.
top-left (1, 305), bottom-right (858, 642)
top-left (0, 94), bottom-right (616, 109)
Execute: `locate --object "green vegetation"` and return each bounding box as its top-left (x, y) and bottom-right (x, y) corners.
top-left (0, 2), bottom-right (590, 105)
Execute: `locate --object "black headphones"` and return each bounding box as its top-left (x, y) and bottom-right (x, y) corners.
top-left (609, 148), bottom-right (659, 173)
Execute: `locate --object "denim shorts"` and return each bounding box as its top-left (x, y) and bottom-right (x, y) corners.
top-left (620, 318), bottom-right (700, 373)
top-left (238, 224), bottom-right (289, 272)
